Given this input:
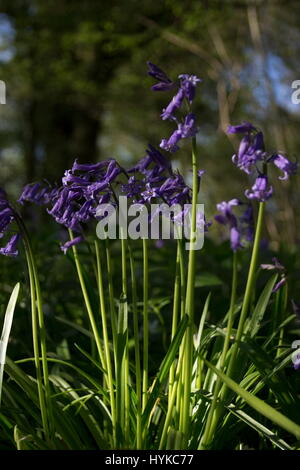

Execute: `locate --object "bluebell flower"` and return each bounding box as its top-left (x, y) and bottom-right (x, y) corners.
top-left (0, 233), bottom-right (20, 257)
top-left (61, 235), bottom-right (84, 254)
top-left (215, 199), bottom-right (250, 252)
top-left (245, 175), bottom-right (273, 202)
top-left (270, 153), bottom-right (298, 180)
top-left (178, 74), bottom-right (202, 103)
top-left (160, 113), bottom-right (198, 153)
top-left (147, 62), bottom-right (175, 92)
top-left (227, 122), bottom-right (256, 134)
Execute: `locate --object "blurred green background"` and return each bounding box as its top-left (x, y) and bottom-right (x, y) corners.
top-left (0, 0), bottom-right (299, 248)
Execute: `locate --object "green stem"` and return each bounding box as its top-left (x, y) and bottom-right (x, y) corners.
top-left (16, 214), bottom-right (51, 439)
top-left (221, 201), bottom-right (265, 397)
top-left (168, 242), bottom-right (181, 407)
top-left (68, 230), bottom-right (106, 371)
top-left (23, 242), bottom-right (49, 438)
top-left (199, 251), bottom-right (238, 449)
top-left (142, 238), bottom-right (149, 413)
top-left (105, 240), bottom-right (118, 369)
top-left (180, 136), bottom-right (198, 446)
top-left (128, 242), bottom-right (142, 449)
top-left (120, 233), bottom-right (129, 442)
top-left (94, 240), bottom-right (116, 448)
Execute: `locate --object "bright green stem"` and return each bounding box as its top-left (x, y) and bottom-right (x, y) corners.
top-left (222, 202), bottom-right (265, 393)
top-left (23, 242), bottom-right (49, 438)
top-left (159, 345), bottom-right (185, 450)
top-left (120, 235), bottom-right (129, 441)
top-left (105, 240), bottom-right (118, 368)
top-left (168, 239), bottom-right (185, 411)
top-left (142, 238), bottom-right (149, 413)
top-left (94, 240), bottom-right (116, 447)
top-left (180, 136), bottom-right (198, 446)
top-left (168, 243), bottom-right (181, 406)
top-left (199, 251), bottom-right (238, 449)
top-left (16, 215), bottom-right (52, 438)
top-left (68, 230), bottom-right (106, 371)
top-left (128, 242), bottom-right (142, 449)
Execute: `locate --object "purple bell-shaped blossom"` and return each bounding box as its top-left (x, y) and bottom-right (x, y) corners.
top-left (245, 175), bottom-right (273, 202)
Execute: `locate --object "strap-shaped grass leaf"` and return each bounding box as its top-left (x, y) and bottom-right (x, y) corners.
top-left (245, 274), bottom-right (277, 337)
top-left (204, 358), bottom-right (300, 440)
top-left (0, 283), bottom-right (20, 406)
top-left (142, 314), bottom-right (188, 428)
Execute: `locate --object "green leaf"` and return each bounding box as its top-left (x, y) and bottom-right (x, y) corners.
top-left (195, 272), bottom-right (223, 288)
top-left (142, 314), bottom-right (188, 428)
top-left (204, 359), bottom-right (300, 440)
top-left (0, 283), bottom-right (20, 406)
top-left (245, 274), bottom-right (277, 337)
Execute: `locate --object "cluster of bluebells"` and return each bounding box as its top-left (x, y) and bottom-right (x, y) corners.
top-left (0, 189), bottom-right (20, 257)
top-left (215, 121), bottom-right (298, 252)
top-left (18, 159), bottom-right (121, 253)
top-left (147, 62), bottom-right (201, 153)
top-left (227, 121), bottom-right (298, 202)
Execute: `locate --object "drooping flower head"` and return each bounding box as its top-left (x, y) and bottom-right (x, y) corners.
top-left (270, 153), bottom-right (298, 181)
top-left (245, 175), bottom-right (273, 202)
top-left (228, 122), bottom-right (266, 175)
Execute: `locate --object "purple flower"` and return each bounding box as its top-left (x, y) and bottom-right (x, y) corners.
top-left (146, 144), bottom-right (172, 173)
top-left (232, 131), bottom-right (265, 174)
top-left (71, 160), bottom-right (109, 174)
top-left (160, 113), bottom-right (198, 153)
top-left (215, 199), bottom-right (246, 251)
top-left (148, 62), bottom-right (201, 119)
top-left (245, 175), bottom-right (273, 202)
top-left (227, 122), bottom-right (256, 134)
top-left (178, 74), bottom-right (202, 103)
top-left (0, 206), bottom-right (14, 237)
top-left (61, 235), bottom-right (84, 254)
top-left (261, 257), bottom-right (285, 272)
top-left (215, 199), bottom-right (240, 227)
top-left (0, 190), bottom-right (16, 239)
top-left (294, 356), bottom-right (300, 371)
top-left (230, 226), bottom-right (242, 251)
top-left (272, 277), bottom-right (287, 293)
top-left (121, 176), bottom-right (144, 198)
top-left (161, 88), bottom-right (185, 121)
top-left (18, 183), bottom-right (58, 206)
top-left (0, 233), bottom-right (20, 257)
top-left (147, 62), bottom-right (175, 92)
top-left (141, 183), bottom-right (160, 203)
top-left (271, 153), bottom-right (298, 180)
